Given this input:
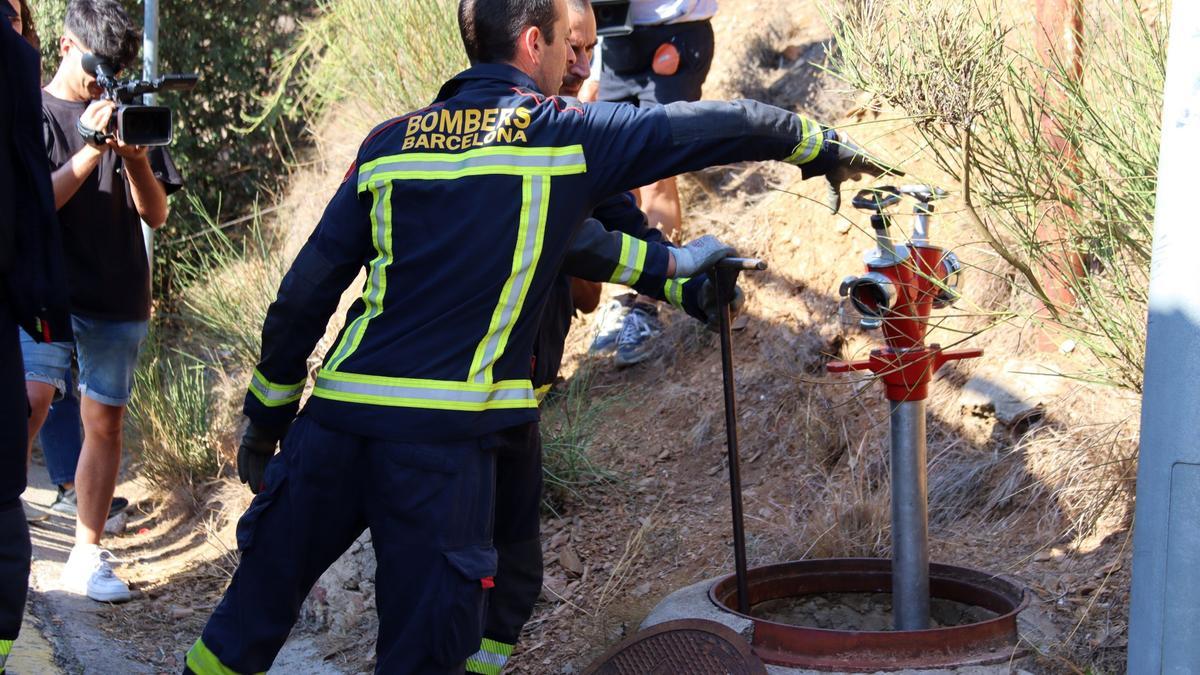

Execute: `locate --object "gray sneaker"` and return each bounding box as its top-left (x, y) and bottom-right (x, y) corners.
top-left (614, 304), bottom-right (663, 367)
top-left (23, 498), bottom-right (49, 523)
top-left (51, 486), bottom-right (129, 520)
top-left (589, 298), bottom-right (632, 354)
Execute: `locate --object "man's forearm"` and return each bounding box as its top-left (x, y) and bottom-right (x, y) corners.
top-left (50, 145), bottom-right (104, 209)
top-left (125, 156), bottom-right (169, 228)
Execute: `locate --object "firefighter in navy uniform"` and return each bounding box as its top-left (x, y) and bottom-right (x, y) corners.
top-left (468, 5), bottom-right (735, 669)
top-left (469, 193), bottom-right (709, 673)
top-left (185, 0), bottom-right (896, 671)
top-left (2, 3), bottom-right (72, 668)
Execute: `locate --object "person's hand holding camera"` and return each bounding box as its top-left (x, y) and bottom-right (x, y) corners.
top-left (77, 99), bottom-right (115, 149)
top-left (108, 136), bottom-right (148, 160)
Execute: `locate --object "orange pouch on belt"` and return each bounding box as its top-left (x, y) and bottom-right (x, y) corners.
top-left (652, 42), bottom-right (681, 76)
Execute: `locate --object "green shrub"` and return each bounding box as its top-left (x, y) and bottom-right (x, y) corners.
top-left (173, 199), bottom-right (288, 369)
top-left (539, 366), bottom-right (618, 512)
top-left (248, 0), bottom-right (465, 132)
top-left (127, 333), bottom-right (219, 488)
top-left (28, 0), bottom-right (316, 274)
top-left (830, 0), bottom-right (1164, 391)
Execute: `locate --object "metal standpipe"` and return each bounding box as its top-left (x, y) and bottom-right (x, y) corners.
top-left (889, 399), bottom-right (930, 630)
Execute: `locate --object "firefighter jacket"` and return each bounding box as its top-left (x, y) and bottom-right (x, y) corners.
top-left (1, 15), bottom-right (71, 343)
top-left (532, 191), bottom-right (670, 391)
top-left (244, 63), bottom-right (831, 442)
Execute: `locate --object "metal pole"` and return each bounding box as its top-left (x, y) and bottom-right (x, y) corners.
top-left (890, 399), bottom-right (930, 630)
top-left (716, 267), bottom-right (751, 615)
top-left (1128, 1), bottom-right (1200, 670)
top-left (141, 0), bottom-right (158, 271)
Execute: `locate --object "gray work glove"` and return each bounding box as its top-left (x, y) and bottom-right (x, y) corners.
top-left (798, 129), bottom-right (903, 214)
top-left (671, 235), bottom-right (737, 278)
top-left (699, 278), bottom-right (746, 331)
top-left (237, 421), bottom-right (283, 494)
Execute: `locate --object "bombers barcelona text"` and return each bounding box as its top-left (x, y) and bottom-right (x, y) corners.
top-left (404, 107), bottom-right (533, 151)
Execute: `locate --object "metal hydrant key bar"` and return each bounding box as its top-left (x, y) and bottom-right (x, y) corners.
top-left (714, 257), bottom-right (767, 615)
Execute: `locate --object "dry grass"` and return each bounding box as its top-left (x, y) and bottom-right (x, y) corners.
top-left (830, 0), bottom-right (1166, 392)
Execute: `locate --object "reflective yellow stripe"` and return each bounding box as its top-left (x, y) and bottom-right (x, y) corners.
top-left (186, 639), bottom-right (263, 675)
top-left (247, 368), bottom-right (305, 408)
top-left (609, 234), bottom-right (647, 286)
top-left (326, 183), bottom-right (393, 372)
top-left (465, 638), bottom-right (514, 675)
top-left (327, 145), bottom-right (586, 398)
top-left (469, 175), bottom-right (549, 385)
top-left (535, 383), bottom-right (554, 402)
top-left (358, 145), bottom-right (587, 187)
top-left (312, 369), bottom-right (536, 411)
top-left (0, 639), bottom-right (11, 671)
top-left (786, 115), bottom-right (824, 165)
top-left (664, 277), bottom-right (690, 309)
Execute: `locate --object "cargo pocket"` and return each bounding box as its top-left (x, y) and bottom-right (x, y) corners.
top-left (234, 465), bottom-right (286, 553)
top-left (431, 545), bottom-right (499, 667)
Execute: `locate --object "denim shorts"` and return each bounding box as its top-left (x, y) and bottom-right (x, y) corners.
top-left (19, 315), bottom-right (149, 407)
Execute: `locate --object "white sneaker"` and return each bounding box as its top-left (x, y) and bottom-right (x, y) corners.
top-left (61, 544), bottom-right (132, 603)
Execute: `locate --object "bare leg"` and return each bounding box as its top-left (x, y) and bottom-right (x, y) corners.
top-left (636, 176), bottom-right (683, 306)
top-left (75, 397), bottom-right (124, 546)
top-left (24, 381), bottom-right (55, 465)
top-left (638, 176), bottom-right (682, 243)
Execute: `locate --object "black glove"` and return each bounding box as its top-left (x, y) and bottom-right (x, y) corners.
top-left (699, 278), bottom-right (746, 332)
top-left (237, 421), bottom-right (284, 494)
top-left (799, 129), bottom-right (903, 213)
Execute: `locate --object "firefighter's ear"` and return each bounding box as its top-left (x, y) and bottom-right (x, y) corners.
top-left (516, 24), bottom-right (543, 65)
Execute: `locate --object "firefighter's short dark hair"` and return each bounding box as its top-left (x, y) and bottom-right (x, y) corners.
top-left (458, 0), bottom-right (560, 64)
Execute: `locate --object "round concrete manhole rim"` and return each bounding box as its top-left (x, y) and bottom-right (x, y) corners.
top-left (708, 558), bottom-right (1030, 672)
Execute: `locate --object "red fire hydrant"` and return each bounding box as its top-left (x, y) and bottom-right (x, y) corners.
top-left (829, 186), bottom-right (981, 630)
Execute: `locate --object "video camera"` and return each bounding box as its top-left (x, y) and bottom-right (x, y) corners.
top-left (593, 0), bottom-right (633, 37)
top-left (81, 52), bottom-right (198, 147)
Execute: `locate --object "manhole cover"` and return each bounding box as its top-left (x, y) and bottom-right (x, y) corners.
top-left (582, 619), bottom-right (765, 675)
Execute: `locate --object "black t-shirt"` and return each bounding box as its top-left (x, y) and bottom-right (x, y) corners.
top-left (41, 91), bottom-right (183, 321)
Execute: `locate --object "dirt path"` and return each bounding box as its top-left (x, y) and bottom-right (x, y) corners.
top-left (20, 452), bottom-right (343, 674)
top-left (22, 460), bottom-right (151, 674)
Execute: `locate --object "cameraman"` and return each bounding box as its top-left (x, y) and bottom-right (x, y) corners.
top-left (20, 0), bottom-right (181, 603)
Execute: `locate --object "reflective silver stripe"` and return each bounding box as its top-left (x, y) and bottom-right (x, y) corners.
top-left (313, 374), bottom-right (534, 409)
top-left (466, 649), bottom-right (508, 669)
top-left (359, 148), bottom-right (587, 187)
top-left (664, 278), bottom-right (688, 308)
top-left (327, 183), bottom-right (391, 371)
top-left (787, 116), bottom-right (824, 164)
top-left (472, 175), bottom-right (546, 384)
top-left (613, 235), bottom-right (645, 285)
top-left (248, 369), bottom-right (304, 406)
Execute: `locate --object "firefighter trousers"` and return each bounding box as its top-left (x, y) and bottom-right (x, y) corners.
top-left (187, 414), bottom-right (506, 674)
top-left (1, 299), bottom-right (32, 658)
top-left (467, 426), bottom-right (543, 674)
